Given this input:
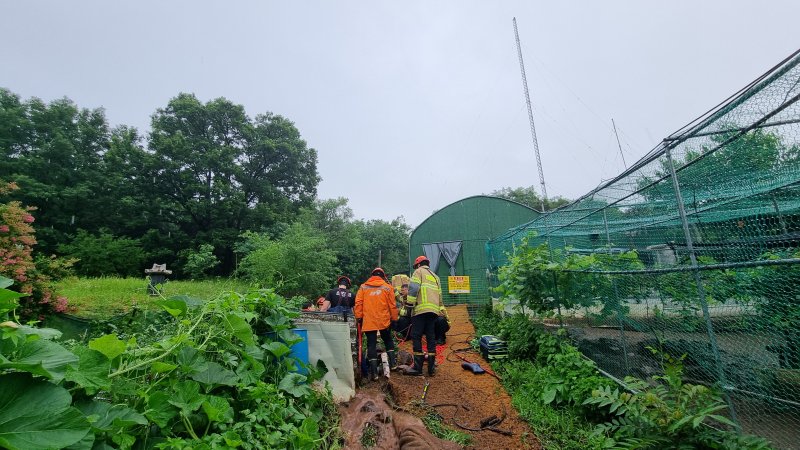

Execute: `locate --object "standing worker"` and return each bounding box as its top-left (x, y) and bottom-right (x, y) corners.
top-left (355, 268), bottom-right (399, 380)
top-left (403, 255), bottom-right (443, 376)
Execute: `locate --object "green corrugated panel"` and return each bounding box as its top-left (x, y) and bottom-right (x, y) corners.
top-left (408, 196), bottom-right (539, 312)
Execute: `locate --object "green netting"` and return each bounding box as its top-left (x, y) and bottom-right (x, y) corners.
top-left (487, 49), bottom-right (800, 448)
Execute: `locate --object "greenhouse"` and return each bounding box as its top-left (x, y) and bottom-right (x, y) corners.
top-left (408, 195), bottom-right (539, 311)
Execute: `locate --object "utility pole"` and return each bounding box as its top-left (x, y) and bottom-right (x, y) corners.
top-left (513, 17), bottom-right (548, 212)
top-left (612, 118), bottom-right (628, 169)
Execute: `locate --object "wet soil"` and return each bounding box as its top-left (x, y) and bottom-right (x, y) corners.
top-left (386, 304), bottom-right (540, 450)
top-left (338, 387), bottom-right (461, 450)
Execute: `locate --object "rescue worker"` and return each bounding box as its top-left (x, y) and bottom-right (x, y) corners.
top-left (402, 255), bottom-right (442, 376)
top-left (435, 305), bottom-right (451, 345)
top-left (324, 276), bottom-right (354, 314)
top-left (355, 268), bottom-right (399, 380)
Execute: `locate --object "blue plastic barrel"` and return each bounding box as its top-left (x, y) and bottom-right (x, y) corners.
top-left (289, 328), bottom-right (309, 374)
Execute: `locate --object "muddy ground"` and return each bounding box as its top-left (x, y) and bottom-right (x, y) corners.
top-left (365, 304), bottom-right (540, 449)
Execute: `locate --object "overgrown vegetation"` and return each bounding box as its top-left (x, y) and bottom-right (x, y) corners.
top-left (474, 305), bottom-right (773, 449)
top-left (0, 277), bottom-right (342, 449)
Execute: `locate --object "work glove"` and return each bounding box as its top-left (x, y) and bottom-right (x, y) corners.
top-left (391, 320), bottom-right (397, 330)
top-left (399, 307), bottom-right (407, 317)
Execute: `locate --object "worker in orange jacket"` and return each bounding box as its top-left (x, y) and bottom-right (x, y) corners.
top-left (355, 267), bottom-right (399, 380)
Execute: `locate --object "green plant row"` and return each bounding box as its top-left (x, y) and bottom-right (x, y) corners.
top-left (0, 275), bottom-right (341, 450)
top-left (473, 306), bottom-right (773, 450)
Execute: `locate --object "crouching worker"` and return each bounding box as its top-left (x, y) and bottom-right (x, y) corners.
top-left (435, 305), bottom-right (451, 345)
top-left (403, 256), bottom-right (442, 376)
top-left (355, 268), bottom-right (399, 380)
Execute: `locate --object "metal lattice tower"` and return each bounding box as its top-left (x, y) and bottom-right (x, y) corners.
top-left (513, 17), bottom-right (548, 212)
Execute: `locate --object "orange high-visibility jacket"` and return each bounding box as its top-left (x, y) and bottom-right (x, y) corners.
top-left (355, 276), bottom-right (399, 331)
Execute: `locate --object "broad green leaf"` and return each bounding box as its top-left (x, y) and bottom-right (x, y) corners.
top-left (169, 380), bottom-right (206, 415)
top-left (62, 430), bottom-right (94, 450)
top-left (76, 400), bottom-right (146, 433)
top-left (542, 388), bottom-right (557, 405)
top-left (0, 338), bottom-right (78, 381)
top-left (151, 361), bottom-right (178, 373)
top-left (0, 373), bottom-right (90, 450)
top-left (15, 324), bottom-right (62, 340)
top-left (0, 276), bottom-right (13, 289)
top-left (263, 341), bottom-right (291, 359)
top-left (278, 329), bottom-right (303, 346)
top-left (155, 298), bottom-right (187, 318)
top-left (202, 396), bottom-right (234, 423)
top-left (65, 347), bottom-right (111, 394)
top-left (88, 334), bottom-right (126, 360)
top-left (176, 346), bottom-right (208, 374)
top-left (191, 361), bottom-right (239, 387)
top-left (145, 391), bottom-right (178, 429)
top-left (223, 430), bottom-right (243, 447)
top-left (224, 313), bottom-right (254, 345)
top-left (278, 372), bottom-right (311, 398)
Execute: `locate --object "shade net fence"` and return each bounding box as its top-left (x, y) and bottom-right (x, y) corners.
top-left (486, 49), bottom-right (800, 448)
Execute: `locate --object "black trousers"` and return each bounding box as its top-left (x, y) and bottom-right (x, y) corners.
top-left (411, 312), bottom-right (438, 354)
top-left (365, 328), bottom-right (394, 360)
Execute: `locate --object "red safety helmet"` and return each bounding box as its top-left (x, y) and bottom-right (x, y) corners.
top-left (336, 276), bottom-right (351, 287)
top-left (414, 255), bottom-right (430, 267)
top-left (371, 267), bottom-right (386, 278)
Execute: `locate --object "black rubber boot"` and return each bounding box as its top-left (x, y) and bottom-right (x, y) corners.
top-left (369, 359), bottom-right (379, 381)
top-left (387, 350), bottom-right (397, 371)
top-left (404, 355), bottom-right (425, 376)
top-left (427, 355), bottom-right (436, 376)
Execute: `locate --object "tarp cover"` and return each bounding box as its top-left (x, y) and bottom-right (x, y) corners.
top-left (422, 243), bottom-right (442, 273)
top-left (296, 322), bottom-right (355, 401)
top-left (438, 241), bottom-right (462, 276)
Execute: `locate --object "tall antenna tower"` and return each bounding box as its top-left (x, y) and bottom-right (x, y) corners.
top-left (513, 17), bottom-right (548, 212)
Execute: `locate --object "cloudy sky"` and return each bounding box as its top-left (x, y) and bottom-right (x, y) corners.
top-left (2, 1), bottom-right (799, 227)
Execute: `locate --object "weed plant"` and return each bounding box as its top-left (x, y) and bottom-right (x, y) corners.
top-left (473, 304), bottom-right (774, 450)
top-left (0, 277), bottom-right (343, 450)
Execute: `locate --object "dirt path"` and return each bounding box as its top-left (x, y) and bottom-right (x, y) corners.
top-left (387, 304), bottom-right (540, 450)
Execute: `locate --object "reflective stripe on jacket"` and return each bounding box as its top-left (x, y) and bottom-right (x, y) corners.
top-left (406, 266), bottom-right (442, 316)
top-left (355, 276), bottom-right (399, 331)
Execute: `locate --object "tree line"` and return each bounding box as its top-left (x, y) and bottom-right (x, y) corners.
top-left (0, 88), bottom-right (410, 294)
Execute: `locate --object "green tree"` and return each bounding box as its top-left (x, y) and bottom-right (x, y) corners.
top-left (490, 186), bottom-right (570, 211)
top-left (145, 94), bottom-right (320, 273)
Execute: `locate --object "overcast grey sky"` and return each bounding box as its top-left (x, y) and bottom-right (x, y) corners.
top-left (2, 1), bottom-right (799, 228)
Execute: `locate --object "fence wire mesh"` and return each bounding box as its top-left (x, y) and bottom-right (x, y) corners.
top-left (487, 49), bottom-right (800, 448)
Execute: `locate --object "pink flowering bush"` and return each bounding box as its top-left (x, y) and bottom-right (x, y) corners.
top-left (0, 181), bottom-right (74, 319)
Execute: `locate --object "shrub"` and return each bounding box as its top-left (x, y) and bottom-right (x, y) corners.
top-left (180, 244), bottom-right (220, 279)
top-left (58, 229), bottom-right (145, 277)
top-left (237, 223), bottom-right (337, 298)
top-left (0, 181), bottom-right (70, 319)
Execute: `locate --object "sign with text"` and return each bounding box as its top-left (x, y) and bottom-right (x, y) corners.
top-left (448, 276), bottom-right (470, 294)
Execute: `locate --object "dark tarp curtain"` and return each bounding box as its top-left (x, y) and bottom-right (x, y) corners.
top-left (438, 241), bottom-right (462, 276)
top-left (422, 243), bottom-right (442, 273)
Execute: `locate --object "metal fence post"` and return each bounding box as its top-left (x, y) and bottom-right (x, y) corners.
top-left (604, 209), bottom-right (630, 375)
top-left (665, 147), bottom-right (740, 428)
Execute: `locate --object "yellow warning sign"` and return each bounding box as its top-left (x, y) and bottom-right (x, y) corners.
top-left (448, 276), bottom-right (470, 294)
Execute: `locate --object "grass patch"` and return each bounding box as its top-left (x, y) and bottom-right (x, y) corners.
top-left (56, 276), bottom-right (252, 319)
top-left (421, 411), bottom-right (472, 447)
top-left (360, 422), bottom-right (378, 448)
top-left (499, 360), bottom-right (606, 450)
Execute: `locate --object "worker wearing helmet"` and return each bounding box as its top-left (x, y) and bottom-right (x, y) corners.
top-left (403, 255), bottom-right (443, 376)
top-left (324, 276), bottom-right (354, 314)
top-left (355, 268), bottom-right (399, 380)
